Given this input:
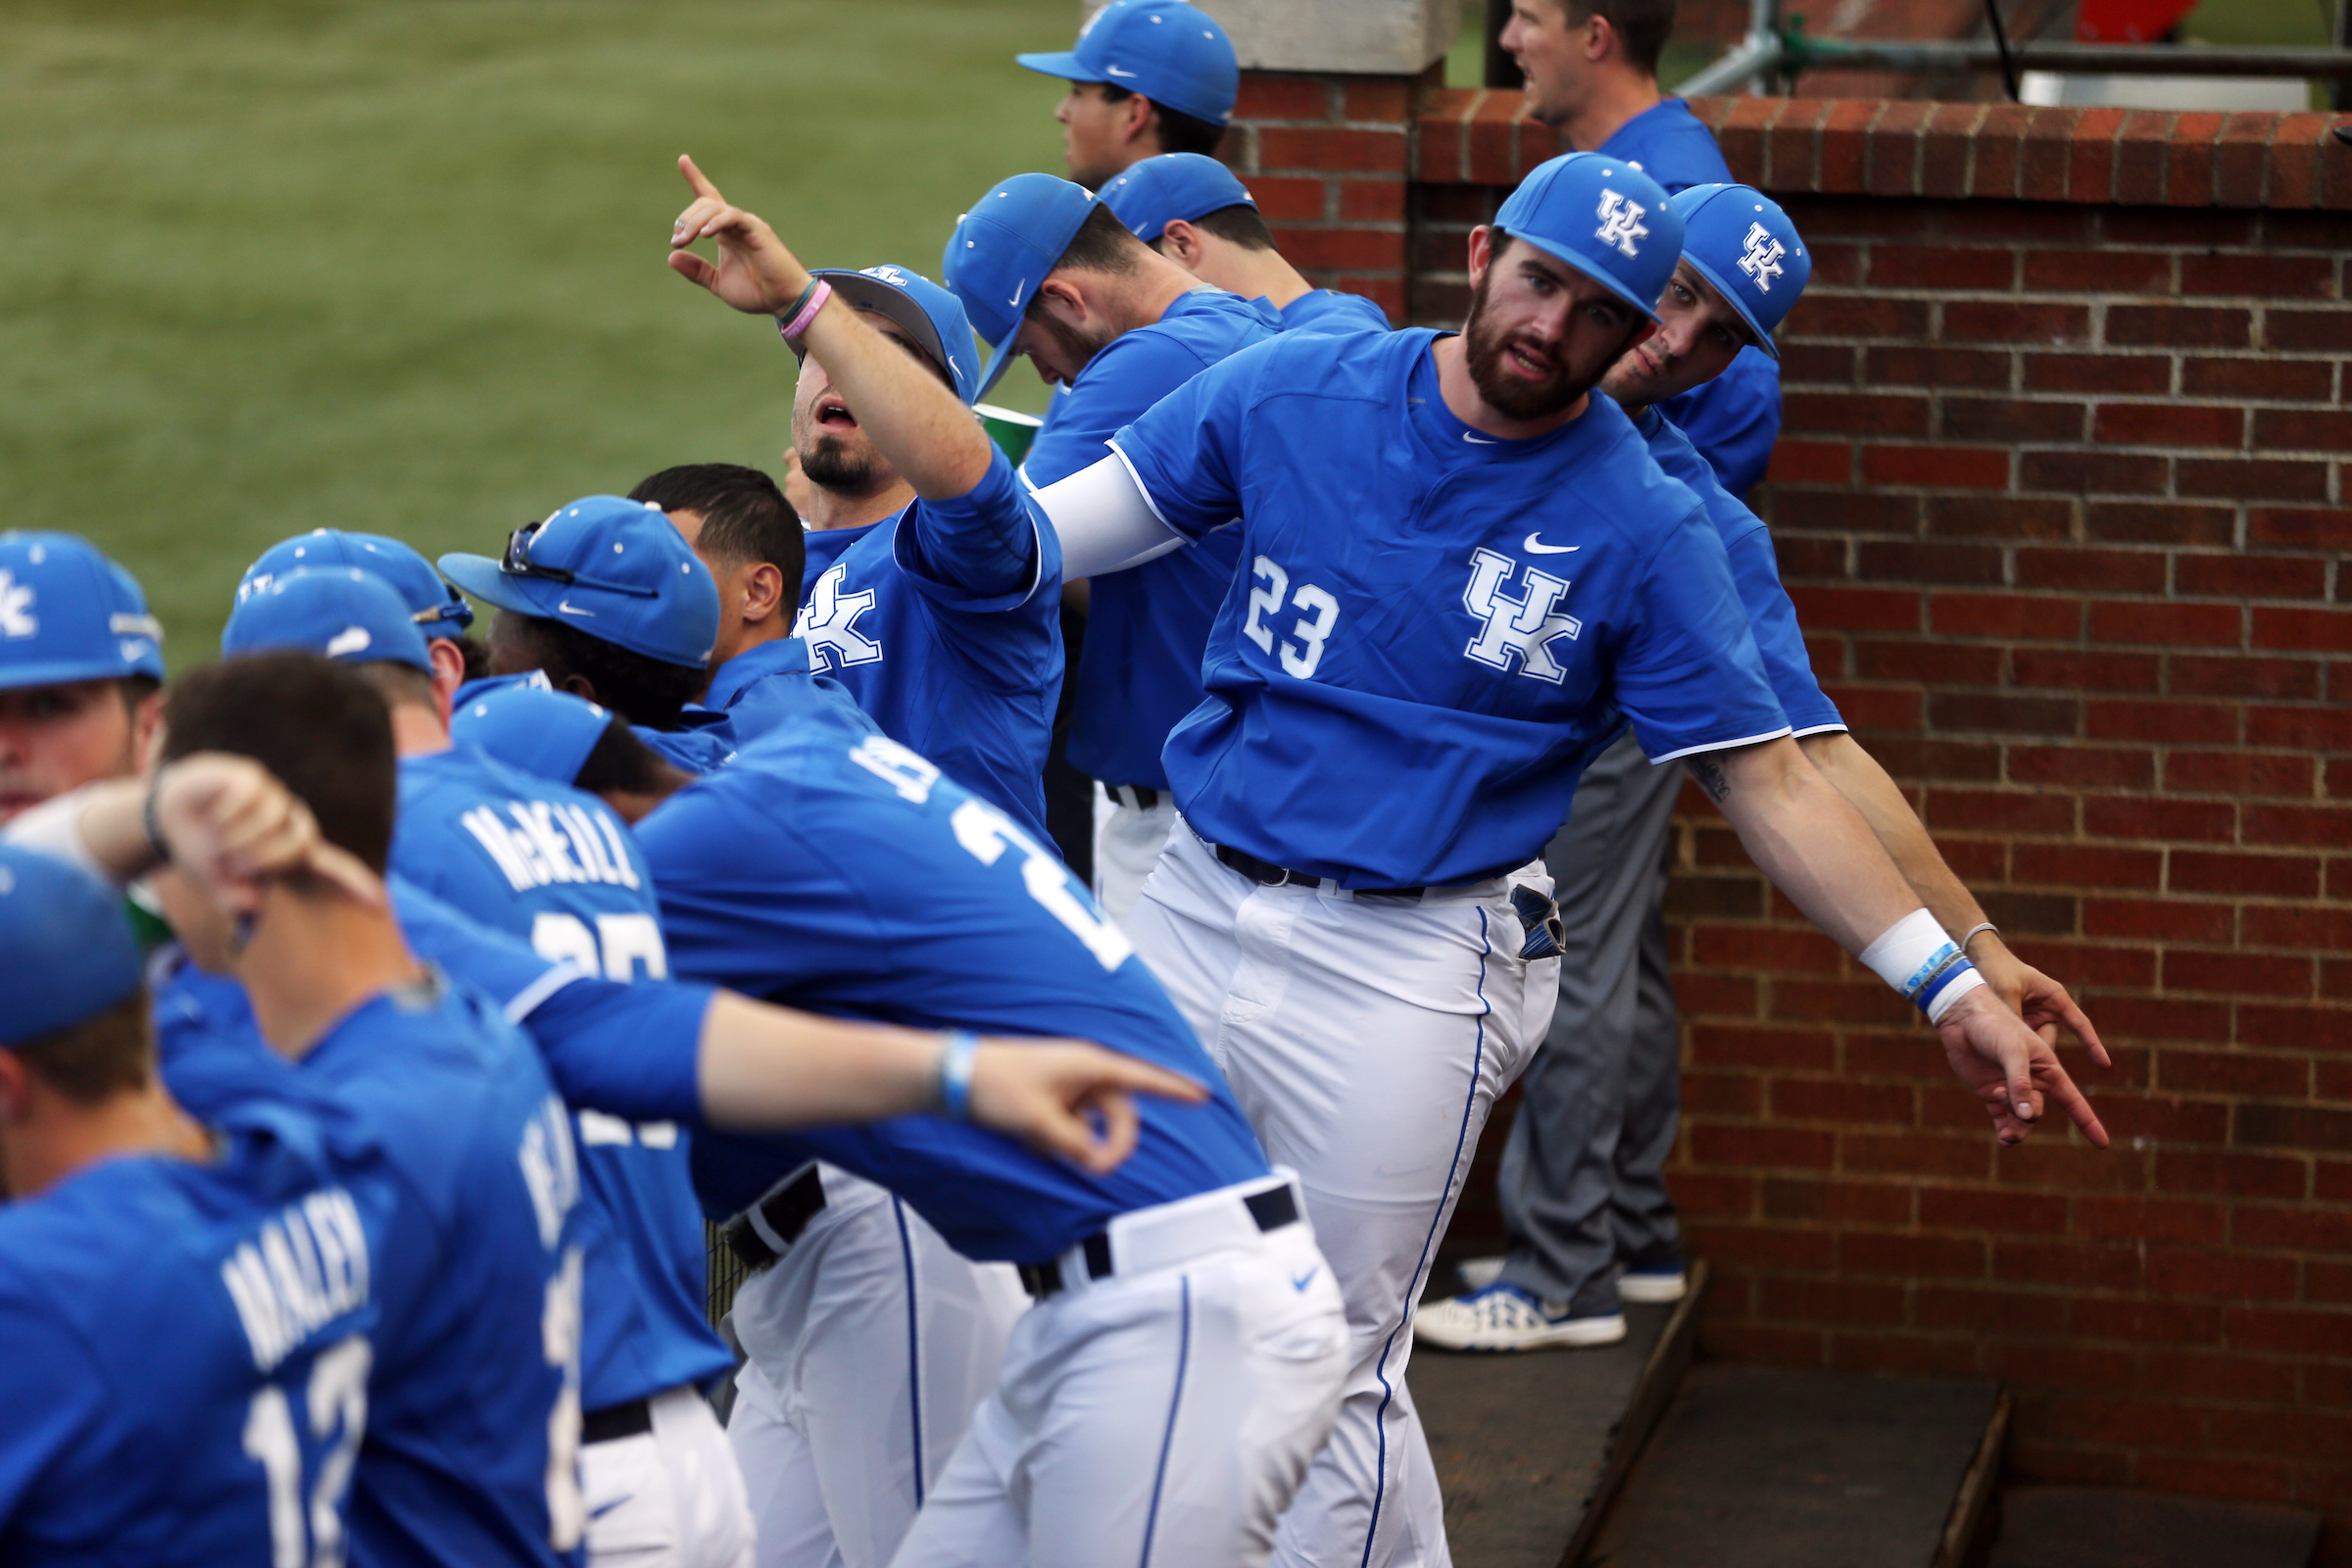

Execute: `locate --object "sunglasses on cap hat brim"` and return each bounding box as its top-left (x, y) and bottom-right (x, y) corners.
top-left (500, 523), bottom-right (661, 600)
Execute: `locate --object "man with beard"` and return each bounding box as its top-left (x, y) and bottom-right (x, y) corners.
top-left (0, 533), bottom-right (164, 830)
top-left (1025, 152), bottom-right (2111, 1566)
top-left (941, 172), bottom-right (1275, 921)
top-left (766, 254), bottom-right (1064, 842)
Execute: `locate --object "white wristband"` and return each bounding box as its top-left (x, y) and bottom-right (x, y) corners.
top-left (1859, 907), bottom-right (1985, 1024)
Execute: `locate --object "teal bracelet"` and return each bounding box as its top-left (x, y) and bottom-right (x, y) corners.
top-left (938, 1030), bottom-right (979, 1120)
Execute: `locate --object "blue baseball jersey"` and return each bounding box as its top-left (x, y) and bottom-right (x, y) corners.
top-left (1633, 402), bottom-right (1843, 737)
top-left (636, 707), bottom-right (739, 773)
top-left (1025, 287), bottom-right (1278, 791)
top-left (392, 748), bottom-right (730, 1411)
top-left (1278, 288), bottom-right (1394, 337)
top-left (1109, 328), bottom-right (1788, 889)
top-left (0, 1105), bottom-right (385, 1567)
top-left (637, 725), bottom-right (1270, 1264)
top-left (705, 633), bottom-right (881, 745)
top-left (157, 974), bottom-right (587, 1568)
top-left (796, 444), bottom-right (1062, 841)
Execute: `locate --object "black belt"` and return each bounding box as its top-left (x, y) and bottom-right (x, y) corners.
top-left (720, 1166), bottom-right (827, 1273)
top-left (582, 1396), bottom-right (654, 1445)
top-left (1213, 841), bottom-right (1425, 900)
top-left (1016, 1183), bottom-right (1300, 1300)
top-left (1107, 783), bottom-right (1162, 811)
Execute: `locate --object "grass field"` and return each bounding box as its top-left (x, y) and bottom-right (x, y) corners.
top-left (0, 0), bottom-right (1075, 661)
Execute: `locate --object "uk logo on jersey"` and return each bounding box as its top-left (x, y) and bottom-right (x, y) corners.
top-left (1593, 190), bottom-right (1648, 260)
top-left (797, 563), bottom-right (882, 673)
top-left (1738, 222), bottom-right (1786, 293)
top-left (1462, 549), bottom-right (1580, 684)
top-left (0, 571), bottom-right (35, 639)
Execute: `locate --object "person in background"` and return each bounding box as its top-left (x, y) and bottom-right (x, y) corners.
top-left (1017, 0), bottom-right (1238, 189)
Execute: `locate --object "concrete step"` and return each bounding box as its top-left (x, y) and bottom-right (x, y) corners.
top-left (1413, 1262), bottom-right (1708, 1567)
top-left (1582, 1363), bottom-right (2007, 1568)
top-left (1988, 1486), bottom-right (2320, 1568)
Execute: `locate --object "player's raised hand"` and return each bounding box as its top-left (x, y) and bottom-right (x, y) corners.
top-left (1962, 934), bottom-right (2112, 1073)
top-left (1936, 983), bottom-right (2109, 1149)
top-left (667, 154), bottom-right (810, 317)
top-left (151, 752), bottom-right (384, 917)
top-left (967, 1041), bottom-right (1209, 1175)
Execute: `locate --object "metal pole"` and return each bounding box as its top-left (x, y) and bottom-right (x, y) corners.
top-left (1749, 0), bottom-right (1780, 93)
top-left (2334, 0), bottom-right (2349, 109)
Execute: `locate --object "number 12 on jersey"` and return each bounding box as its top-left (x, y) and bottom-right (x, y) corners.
top-left (1243, 556), bottom-right (1339, 680)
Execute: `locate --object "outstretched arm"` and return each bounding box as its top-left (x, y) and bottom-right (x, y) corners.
top-left (1030, 453), bottom-right (1189, 578)
top-left (1692, 735), bottom-right (2109, 1149)
top-left (666, 155), bottom-right (992, 501)
top-left (1799, 730), bottom-right (2107, 1064)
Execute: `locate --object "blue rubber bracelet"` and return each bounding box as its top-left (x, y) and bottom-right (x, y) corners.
top-left (938, 1030), bottom-right (979, 1120)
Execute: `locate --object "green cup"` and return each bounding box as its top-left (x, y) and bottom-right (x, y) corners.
top-left (977, 402), bottom-right (1044, 466)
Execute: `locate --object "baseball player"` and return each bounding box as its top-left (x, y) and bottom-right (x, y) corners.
top-left (939, 171), bottom-right (1275, 921)
top-left (221, 564), bottom-right (757, 1568)
top-left (1427, 184), bottom-right (2107, 1349)
top-left (0, 532), bottom-right (164, 828)
top-left (1017, 0), bottom-right (1237, 189)
top-left (442, 499), bottom-right (742, 773)
top-left (143, 650), bottom-right (592, 1567)
top-left (1024, 152), bottom-right (2110, 1564)
top-left (1501, 0), bottom-right (1782, 494)
top-left (628, 463), bottom-right (876, 744)
top-left (0, 844), bottom-right (391, 1567)
top-left (1101, 154), bottom-right (1396, 337)
top-left (726, 252), bottom-right (1065, 843)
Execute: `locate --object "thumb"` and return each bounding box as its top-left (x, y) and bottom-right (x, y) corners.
top-left (668, 250), bottom-right (718, 289)
top-left (305, 843), bottom-right (388, 909)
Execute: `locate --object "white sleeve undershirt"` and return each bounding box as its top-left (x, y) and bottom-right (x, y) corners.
top-left (1026, 453), bottom-right (1189, 579)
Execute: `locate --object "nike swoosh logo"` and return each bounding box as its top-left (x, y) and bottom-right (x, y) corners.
top-left (1462, 432), bottom-right (1496, 445)
top-left (1105, 65), bottom-right (1139, 77)
top-left (1524, 535), bottom-right (1580, 555)
top-left (1292, 1267), bottom-right (1319, 1293)
top-left (588, 1496), bottom-right (632, 1521)
top-left (557, 600), bottom-right (597, 617)
top-left (1006, 276), bottom-right (1027, 309)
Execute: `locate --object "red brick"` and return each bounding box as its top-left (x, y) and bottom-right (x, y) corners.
top-left (2089, 996), bottom-right (2230, 1044)
top-left (2249, 706), bottom-right (2352, 752)
top-left (2085, 699), bottom-right (2238, 745)
top-left (2246, 803), bottom-right (2352, 848)
top-left (1924, 494), bottom-right (2075, 540)
top-left (1782, 391), bottom-right (1931, 437)
top-left (2265, 307), bottom-right (2352, 351)
top-left (2181, 253), bottom-right (2338, 299)
top-left (2226, 1304), bottom-right (2351, 1355)
top-left (1818, 99), bottom-right (1881, 192)
top-left (1968, 104), bottom-right (2031, 199)
top-left (2243, 906), bottom-right (2352, 955)
top-left (1841, 1131), bottom-right (1994, 1180)
top-left (2111, 111), bottom-right (2176, 204)
top-left (2020, 247), bottom-right (2170, 293)
top-left (2232, 1003), bottom-right (2346, 1051)
top-left (2254, 408), bottom-right (2352, 452)
top-left (2013, 548), bottom-right (2165, 594)
top-left (2164, 751), bottom-right (2314, 796)
top-left (2020, 352), bottom-right (2171, 394)
top-left (2082, 797), bottom-right (2236, 843)
top-left (1790, 584), bottom-right (1920, 634)
top-left (2020, 450), bottom-right (2166, 496)
top-left (2010, 649), bottom-right (2161, 692)
top-left (1918, 102), bottom-right (1984, 198)
top-left (1762, 97), bottom-right (1836, 190)
top-left (2018, 843), bottom-right (2164, 888)
top-left (2168, 654), bottom-right (2322, 700)
top-left (1861, 445), bottom-right (2009, 490)
top-left (1998, 1238), bottom-right (2144, 1291)
top-left (1850, 639), bottom-right (1999, 685)
top-left (2075, 1194), bottom-right (2228, 1245)
top-left (1692, 922), bottom-right (1843, 972)
top-left (1690, 1123), bottom-right (1836, 1170)
top-left (1838, 1230), bottom-right (1987, 1279)
top-left (1341, 79), bottom-right (1411, 122)
top-left (2103, 208), bottom-right (2257, 246)
top-left (2179, 458), bottom-right (2331, 503)
top-left (1682, 1070), bottom-right (1764, 1118)
top-left (2008, 745), bottom-right (2151, 788)
top-left (1941, 396), bottom-right (2087, 443)
top-left (1233, 74), bottom-right (1332, 122)
top-left (2084, 897), bottom-right (2232, 943)
top-left (2164, 950), bottom-right (2313, 999)
top-left (1688, 1223), bottom-right (1835, 1271)
top-left (2106, 304), bottom-right (2254, 350)
top-left (1944, 300), bottom-right (2092, 345)
top-left (2141, 1351), bottom-right (2298, 1406)
top-left (1765, 439), bottom-right (1850, 484)
top-left (2163, 111), bottom-right (2228, 206)
top-left (2234, 1204), bottom-right (2352, 1253)
top-left (2133, 1455), bottom-right (2298, 1504)
top-left (1267, 225), bottom-right (1402, 271)
top-left (1240, 174), bottom-right (1325, 221)
top-left (1858, 541), bottom-right (2002, 585)
top-left (2180, 357), bottom-right (2336, 400)
top-left (1919, 1184), bottom-right (2069, 1234)
top-left (2254, 606), bottom-right (2352, 654)
top-left (1863, 344), bottom-right (2010, 388)
top-left (2087, 600), bottom-right (2241, 647)
top-left (1929, 788), bottom-right (2077, 836)
top-left (2178, 554), bottom-right (2329, 601)
top-left (1761, 1176), bottom-right (1913, 1225)
top-left (2083, 502), bottom-right (2234, 547)
top-left (2092, 402), bottom-right (2244, 448)
top-left (1869, 244), bottom-right (2014, 290)
top-left (1707, 95), bottom-right (1781, 186)
top-left (1757, 1276), bottom-right (1907, 1328)
top-left (2170, 851), bottom-right (2321, 900)
top-left (1786, 294), bottom-right (1933, 340)
top-left (1255, 125), bottom-right (1405, 173)
top-left (2252, 509), bottom-right (2352, 550)
top-left (1855, 99), bottom-right (1925, 195)
top-left (1771, 1078), bottom-right (1918, 1126)
top-left (1335, 177), bottom-right (1404, 221)
top-left (2159, 1150), bottom-right (2310, 1200)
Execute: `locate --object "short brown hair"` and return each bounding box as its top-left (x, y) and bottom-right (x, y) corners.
top-left (1097, 83), bottom-right (1227, 159)
top-left (1563, 0), bottom-right (1676, 77)
top-left (160, 652), bottom-right (399, 876)
top-left (1178, 202), bottom-right (1276, 254)
top-left (1048, 201), bottom-right (1151, 280)
top-left (11, 989), bottom-right (154, 1105)
top-left (628, 465), bottom-right (804, 609)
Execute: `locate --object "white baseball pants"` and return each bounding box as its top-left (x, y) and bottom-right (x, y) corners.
top-left (1126, 830), bottom-right (1559, 1568)
top-left (725, 1166), bottom-right (1026, 1568)
top-left (1091, 786), bottom-right (1180, 926)
top-left (584, 1385), bottom-right (758, 1568)
top-left (888, 1174), bottom-right (1348, 1568)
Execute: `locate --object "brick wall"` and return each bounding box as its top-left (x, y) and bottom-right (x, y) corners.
top-left (1230, 73), bottom-right (2352, 1551)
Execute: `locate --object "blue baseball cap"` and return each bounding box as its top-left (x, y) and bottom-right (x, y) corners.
top-left (451, 682), bottom-right (613, 787)
top-left (942, 173), bottom-right (1104, 396)
top-left (238, 530), bottom-right (473, 635)
top-left (1101, 152), bottom-right (1254, 243)
top-left (1016, 0), bottom-right (1239, 126)
top-left (438, 497), bottom-right (721, 670)
top-left (0, 844), bottom-right (145, 1047)
top-left (808, 265), bottom-right (983, 407)
top-left (0, 533), bottom-right (165, 692)
top-left (1668, 183), bottom-right (1809, 360)
top-left (1493, 153), bottom-right (1684, 323)
top-left (222, 567), bottom-right (434, 674)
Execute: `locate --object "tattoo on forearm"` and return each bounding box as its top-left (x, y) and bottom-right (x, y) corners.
top-left (1687, 754), bottom-right (1732, 803)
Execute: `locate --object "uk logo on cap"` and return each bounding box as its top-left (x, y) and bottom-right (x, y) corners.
top-left (1738, 222), bottom-right (1787, 292)
top-left (1593, 190), bottom-right (1649, 260)
top-left (0, 572), bottom-right (34, 639)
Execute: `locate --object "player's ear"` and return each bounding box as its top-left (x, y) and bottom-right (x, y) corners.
top-left (741, 562), bottom-right (787, 626)
top-left (1123, 93), bottom-right (1158, 147)
top-left (1584, 12), bottom-right (1615, 60)
top-left (1465, 225), bottom-right (1496, 291)
top-left (427, 640), bottom-right (466, 722)
top-left (130, 689), bottom-right (167, 776)
top-left (1161, 220), bottom-right (1205, 270)
top-left (1034, 275), bottom-right (1089, 324)
top-left (0, 1049), bottom-right (25, 1127)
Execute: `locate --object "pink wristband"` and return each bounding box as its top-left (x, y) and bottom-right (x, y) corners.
top-left (778, 279), bottom-right (832, 343)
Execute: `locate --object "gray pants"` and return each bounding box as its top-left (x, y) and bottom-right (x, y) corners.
top-left (1494, 730), bottom-right (1685, 1315)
